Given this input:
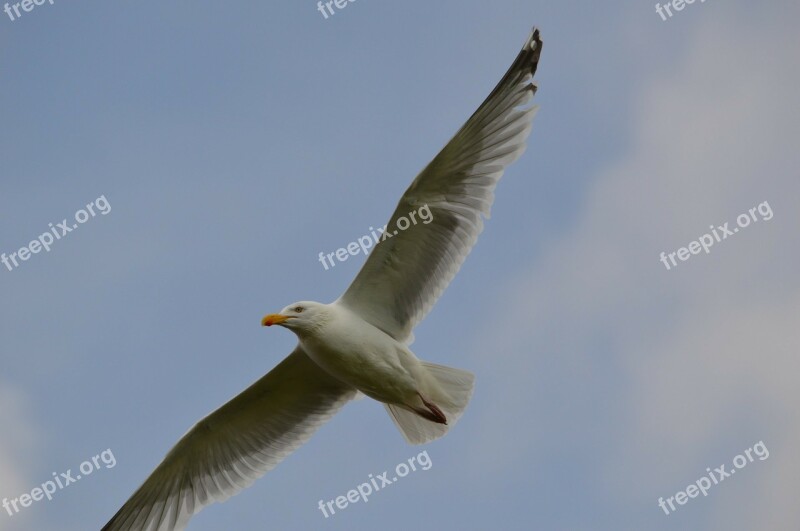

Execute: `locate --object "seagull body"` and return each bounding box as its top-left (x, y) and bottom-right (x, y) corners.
top-left (103, 27), bottom-right (542, 531)
top-left (282, 302), bottom-right (430, 407)
top-left (265, 301), bottom-right (470, 432)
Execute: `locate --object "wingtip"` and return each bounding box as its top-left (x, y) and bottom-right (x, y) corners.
top-left (527, 26), bottom-right (542, 58)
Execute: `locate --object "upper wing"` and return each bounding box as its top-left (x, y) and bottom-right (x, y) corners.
top-left (337, 28), bottom-right (542, 342)
top-left (102, 346), bottom-right (356, 531)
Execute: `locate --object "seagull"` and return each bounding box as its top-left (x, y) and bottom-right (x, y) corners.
top-left (103, 27), bottom-right (542, 531)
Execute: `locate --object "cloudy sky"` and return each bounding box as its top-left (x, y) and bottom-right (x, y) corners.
top-left (1, 1), bottom-right (798, 530)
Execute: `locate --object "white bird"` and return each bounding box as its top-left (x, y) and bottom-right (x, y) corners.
top-left (103, 27), bottom-right (542, 531)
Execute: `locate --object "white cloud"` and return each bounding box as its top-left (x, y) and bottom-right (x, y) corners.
top-left (0, 384), bottom-right (40, 530)
top-left (464, 2), bottom-right (800, 528)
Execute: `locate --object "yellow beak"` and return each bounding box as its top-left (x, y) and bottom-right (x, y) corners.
top-left (261, 313), bottom-right (292, 327)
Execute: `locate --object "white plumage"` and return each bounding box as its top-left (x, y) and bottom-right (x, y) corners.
top-left (103, 27), bottom-right (542, 531)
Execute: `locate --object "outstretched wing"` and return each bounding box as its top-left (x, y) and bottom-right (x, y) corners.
top-left (337, 28), bottom-right (543, 342)
top-left (102, 346), bottom-right (356, 531)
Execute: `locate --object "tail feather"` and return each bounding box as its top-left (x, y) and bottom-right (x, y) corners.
top-left (385, 362), bottom-right (475, 445)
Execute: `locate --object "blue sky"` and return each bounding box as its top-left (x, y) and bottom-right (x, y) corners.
top-left (2, 1), bottom-right (799, 530)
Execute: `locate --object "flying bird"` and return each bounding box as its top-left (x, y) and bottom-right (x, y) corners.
top-left (103, 27), bottom-right (542, 531)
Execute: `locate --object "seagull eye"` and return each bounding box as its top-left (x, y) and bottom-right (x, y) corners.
top-left (294, 306), bottom-right (304, 313)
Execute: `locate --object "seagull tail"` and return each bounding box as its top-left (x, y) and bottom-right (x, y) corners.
top-left (384, 362), bottom-right (475, 445)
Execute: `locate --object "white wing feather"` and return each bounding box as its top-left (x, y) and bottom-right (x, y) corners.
top-left (337, 28), bottom-right (543, 342)
top-left (102, 346), bottom-right (356, 531)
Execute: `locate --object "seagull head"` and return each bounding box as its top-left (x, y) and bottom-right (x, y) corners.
top-left (261, 301), bottom-right (328, 334)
